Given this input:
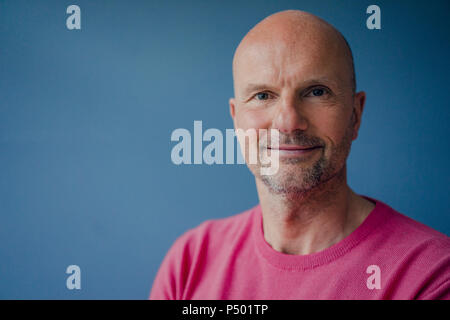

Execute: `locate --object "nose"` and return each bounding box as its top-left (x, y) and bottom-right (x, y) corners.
top-left (272, 94), bottom-right (308, 133)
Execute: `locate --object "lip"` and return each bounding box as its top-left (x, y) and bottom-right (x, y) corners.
top-left (268, 145), bottom-right (322, 151)
top-left (267, 145), bottom-right (323, 158)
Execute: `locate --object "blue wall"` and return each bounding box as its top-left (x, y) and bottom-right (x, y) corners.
top-left (0, 0), bottom-right (449, 299)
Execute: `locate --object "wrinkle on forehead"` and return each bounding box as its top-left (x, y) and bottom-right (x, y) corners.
top-left (232, 10), bottom-right (355, 94)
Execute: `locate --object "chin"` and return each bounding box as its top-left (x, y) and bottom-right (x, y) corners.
top-left (260, 171), bottom-right (320, 195)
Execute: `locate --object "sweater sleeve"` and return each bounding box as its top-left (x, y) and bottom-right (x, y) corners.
top-left (414, 239), bottom-right (450, 300)
top-left (417, 279), bottom-right (450, 300)
top-left (149, 231), bottom-right (193, 300)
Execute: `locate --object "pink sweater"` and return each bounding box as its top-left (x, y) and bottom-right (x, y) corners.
top-left (150, 196), bottom-right (450, 299)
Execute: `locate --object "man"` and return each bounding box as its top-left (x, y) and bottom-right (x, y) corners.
top-left (150, 10), bottom-right (450, 299)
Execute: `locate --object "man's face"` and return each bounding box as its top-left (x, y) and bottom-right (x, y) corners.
top-left (230, 36), bottom-right (365, 195)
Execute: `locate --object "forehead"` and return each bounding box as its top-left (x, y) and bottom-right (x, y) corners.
top-left (233, 34), bottom-right (349, 92)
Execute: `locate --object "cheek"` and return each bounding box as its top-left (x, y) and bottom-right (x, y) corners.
top-left (308, 108), bottom-right (352, 147)
top-left (235, 108), bottom-right (271, 130)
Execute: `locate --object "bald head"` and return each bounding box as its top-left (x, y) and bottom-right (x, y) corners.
top-left (232, 10), bottom-right (356, 94)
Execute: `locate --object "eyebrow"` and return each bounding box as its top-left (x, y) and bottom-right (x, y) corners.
top-left (242, 84), bottom-right (275, 96)
top-left (241, 77), bottom-right (339, 97)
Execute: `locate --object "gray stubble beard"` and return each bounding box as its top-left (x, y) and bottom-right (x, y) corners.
top-left (257, 114), bottom-right (355, 199)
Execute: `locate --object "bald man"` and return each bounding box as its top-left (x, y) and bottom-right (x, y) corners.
top-left (150, 10), bottom-right (450, 300)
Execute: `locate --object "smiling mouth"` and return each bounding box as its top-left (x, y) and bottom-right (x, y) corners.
top-left (266, 145), bottom-right (323, 157)
top-left (267, 145), bottom-right (322, 151)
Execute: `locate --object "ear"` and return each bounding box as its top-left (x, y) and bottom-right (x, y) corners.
top-left (229, 98), bottom-right (236, 119)
top-left (352, 91), bottom-right (366, 141)
top-left (229, 98), bottom-right (238, 131)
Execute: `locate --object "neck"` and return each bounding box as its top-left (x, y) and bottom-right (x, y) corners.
top-left (256, 165), bottom-right (374, 255)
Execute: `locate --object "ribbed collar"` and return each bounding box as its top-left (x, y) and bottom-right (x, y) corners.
top-left (252, 195), bottom-right (391, 270)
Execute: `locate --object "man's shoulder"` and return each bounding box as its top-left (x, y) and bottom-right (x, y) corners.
top-left (171, 205), bottom-right (259, 252)
top-left (375, 198), bottom-right (450, 252)
top-left (371, 199), bottom-right (450, 299)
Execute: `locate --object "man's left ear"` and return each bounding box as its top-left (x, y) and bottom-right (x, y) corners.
top-left (352, 91), bottom-right (366, 141)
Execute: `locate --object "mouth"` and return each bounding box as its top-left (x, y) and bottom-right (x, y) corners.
top-left (267, 145), bottom-right (323, 157)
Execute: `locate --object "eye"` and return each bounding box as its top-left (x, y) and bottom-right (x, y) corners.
top-left (255, 92), bottom-right (270, 100)
top-left (312, 88), bottom-right (325, 96)
top-left (305, 87), bottom-right (329, 97)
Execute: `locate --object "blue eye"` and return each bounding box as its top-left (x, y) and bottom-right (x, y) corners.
top-left (311, 88), bottom-right (325, 96)
top-left (256, 92), bottom-right (270, 100)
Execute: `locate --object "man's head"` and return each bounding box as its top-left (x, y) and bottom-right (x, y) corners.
top-left (229, 10), bottom-right (366, 196)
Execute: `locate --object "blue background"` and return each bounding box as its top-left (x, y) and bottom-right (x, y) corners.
top-left (0, 0), bottom-right (449, 299)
